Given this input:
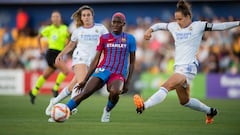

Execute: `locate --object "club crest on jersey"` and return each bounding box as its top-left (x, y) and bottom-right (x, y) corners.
top-left (189, 26), bottom-right (193, 31)
top-left (108, 39), bottom-right (114, 42)
top-left (95, 68), bottom-right (105, 74)
top-left (95, 29), bottom-right (99, 33)
top-left (52, 35), bottom-right (57, 40)
top-left (121, 38), bottom-right (126, 43)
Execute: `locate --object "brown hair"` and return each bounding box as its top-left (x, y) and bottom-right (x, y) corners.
top-left (71, 5), bottom-right (94, 27)
top-left (176, 0), bottom-right (192, 18)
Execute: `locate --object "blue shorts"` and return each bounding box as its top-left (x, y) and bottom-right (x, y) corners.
top-left (92, 68), bottom-right (125, 84)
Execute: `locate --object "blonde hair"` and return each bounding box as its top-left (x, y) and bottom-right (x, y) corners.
top-left (71, 5), bottom-right (94, 27)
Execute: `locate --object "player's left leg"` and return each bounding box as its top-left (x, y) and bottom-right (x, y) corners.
top-left (101, 75), bottom-right (124, 122)
top-left (29, 66), bottom-right (55, 104)
top-left (52, 72), bottom-right (67, 97)
top-left (176, 82), bottom-right (217, 124)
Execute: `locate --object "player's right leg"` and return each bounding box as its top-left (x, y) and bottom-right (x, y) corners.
top-left (133, 86), bottom-right (169, 114)
top-left (45, 78), bottom-right (77, 116)
top-left (66, 77), bottom-right (104, 111)
top-left (70, 64), bottom-right (88, 98)
top-left (29, 67), bottom-right (54, 104)
top-left (65, 64), bottom-right (89, 115)
top-left (134, 73), bottom-right (184, 114)
top-left (45, 85), bottom-right (74, 116)
top-left (53, 57), bottom-right (69, 97)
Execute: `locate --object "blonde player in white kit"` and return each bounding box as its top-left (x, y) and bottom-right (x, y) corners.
top-left (45, 5), bottom-right (108, 120)
top-left (134, 0), bottom-right (240, 124)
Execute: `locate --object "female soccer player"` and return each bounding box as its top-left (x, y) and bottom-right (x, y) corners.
top-left (134, 0), bottom-right (240, 124)
top-left (45, 5), bottom-right (108, 118)
top-left (29, 11), bottom-right (69, 104)
top-left (65, 12), bottom-right (136, 122)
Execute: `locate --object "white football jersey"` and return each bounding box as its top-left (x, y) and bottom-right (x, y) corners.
top-left (71, 23), bottom-right (108, 58)
top-left (151, 21), bottom-right (206, 66)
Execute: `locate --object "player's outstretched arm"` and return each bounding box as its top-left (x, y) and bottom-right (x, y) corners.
top-left (144, 23), bottom-right (169, 40)
top-left (207, 21), bottom-right (240, 31)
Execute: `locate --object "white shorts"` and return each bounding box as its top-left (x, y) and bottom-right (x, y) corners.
top-left (71, 49), bottom-right (95, 67)
top-left (174, 64), bottom-right (197, 84)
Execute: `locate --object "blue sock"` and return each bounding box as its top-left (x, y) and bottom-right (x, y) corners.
top-left (66, 99), bottom-right (77, 111)
top-left (106, 100), bottom-right (116, 112)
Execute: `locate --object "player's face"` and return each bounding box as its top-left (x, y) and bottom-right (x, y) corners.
top-left (81, 9), bottom-right (94, 27)
top-left (111, 16), bottom-right (125, 34)
top-left (51, 12), bottom-right (62, 26)
top-left (175, 11), bottom-right (191, 28)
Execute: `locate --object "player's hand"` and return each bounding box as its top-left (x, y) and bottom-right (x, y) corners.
top-left (55, 54), bottom-right (63, 65)
top-left (144, 28), bottom-right (153, 40)
top-left (75, 81), bottom-right (87, 90)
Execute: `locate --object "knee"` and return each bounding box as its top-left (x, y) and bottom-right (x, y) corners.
top-left (42, 74), bottom-right (49, 79)
top-left (161, 83), bottom-right (170, 91)
top-left (56, 65), bottom-right (69, 75)
top-left (108, 89), bottom-right (121, 97)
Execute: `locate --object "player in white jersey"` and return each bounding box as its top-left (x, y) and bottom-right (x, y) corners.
top-left (134, 0), bottom-right (240, 124)
top-left (45, 5), bottom-right (108, 121)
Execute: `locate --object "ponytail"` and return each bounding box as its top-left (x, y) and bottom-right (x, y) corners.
top-left (176, 0), bottom-right (192, 18)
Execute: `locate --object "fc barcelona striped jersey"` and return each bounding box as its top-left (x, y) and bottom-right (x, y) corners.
top-left (96, 32), bottom-right (136, 77)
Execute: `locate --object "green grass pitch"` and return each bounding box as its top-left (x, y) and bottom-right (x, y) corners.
top-left (0, 94), bottom-right (239, 135)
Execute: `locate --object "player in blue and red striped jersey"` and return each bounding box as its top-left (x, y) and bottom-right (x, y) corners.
top-left (65, 12), bottom-right (136, 122)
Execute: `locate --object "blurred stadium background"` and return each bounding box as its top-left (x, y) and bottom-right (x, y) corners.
top-left (0, 0), bottom-right (240, 135)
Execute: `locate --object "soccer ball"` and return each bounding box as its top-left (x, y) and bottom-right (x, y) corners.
top-left (51, 103), bottom-right (70, 122)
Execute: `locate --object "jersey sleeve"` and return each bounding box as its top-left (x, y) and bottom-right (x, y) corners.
top-left (128, 34), bottom-right (136, 52)
top-left (96, 35), bottom-right (104, 52)
top-left (63, 25), bottom-right (70, 37)
top-left (101, 24), bottom-right (109, 35)
top-left (40, 26), bottom-right (50, 37)
top-left (70, 29), bottom-right (78, 42)
top-left (211, 21), bottom-right (240, 31)
top-left (150, 23), bottom-right (168, 32)
top-left (198, 21), bottom-right (207, 31)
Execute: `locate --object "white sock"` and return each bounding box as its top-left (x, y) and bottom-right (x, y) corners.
top-left (184, 98), bottom-right (211, 114)
top-left (144, 87), bottom-right (168, 109)
top-left (52, 87), bottom-right (70, 104)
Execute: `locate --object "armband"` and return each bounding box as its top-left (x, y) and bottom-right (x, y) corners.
top-left (205, 23), bottom-right (213, 31)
